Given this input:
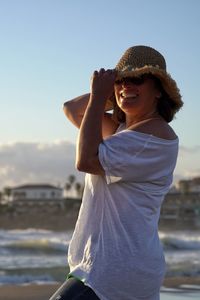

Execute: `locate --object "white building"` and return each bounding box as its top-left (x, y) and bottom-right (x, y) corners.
top-left (10, 184), bottom-right (63, 201)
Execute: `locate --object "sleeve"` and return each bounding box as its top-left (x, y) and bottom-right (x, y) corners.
top-left (98, 130), bottom-right (150, 184)
top-left (98, 130), bottom-right (178, 185)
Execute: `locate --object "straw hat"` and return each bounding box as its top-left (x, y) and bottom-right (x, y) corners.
top-left (106, 45), bottom-right (183, 111)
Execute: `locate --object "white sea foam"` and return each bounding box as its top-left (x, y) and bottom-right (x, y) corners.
top-left (0, 274), bottom-right (58, 285)
top-left (159, 231), bottom-right (200, 250)
top-left (0, 229), bottom-right (72, 251)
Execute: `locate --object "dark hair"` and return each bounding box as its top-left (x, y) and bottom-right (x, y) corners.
top-left (111, 75), bottom-right (180, 124)
top-left (154, 76), bottom-right (179, 123)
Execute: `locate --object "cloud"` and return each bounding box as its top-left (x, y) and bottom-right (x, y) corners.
top-left (179, 145), bottom-right (200, 154)
top-left (0, 140), bottom-right (84, 190)
top-left (174, 145), bottom-right (200, 182)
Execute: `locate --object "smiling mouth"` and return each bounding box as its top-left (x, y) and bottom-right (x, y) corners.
top-left (120, 92), bottom-right (138, 101)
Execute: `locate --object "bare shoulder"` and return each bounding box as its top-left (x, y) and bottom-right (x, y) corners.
top-left (129, 118), bottom-right (177, 140)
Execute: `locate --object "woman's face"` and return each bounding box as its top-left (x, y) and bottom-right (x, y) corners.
top-left (114, 75), bottom-right (161, 117)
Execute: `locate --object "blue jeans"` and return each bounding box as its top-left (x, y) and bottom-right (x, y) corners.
top-left (49, 277), bottom-right (100, 300)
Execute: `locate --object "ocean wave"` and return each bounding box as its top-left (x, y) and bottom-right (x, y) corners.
top-left (0, 266), bottom-right (68, 285)
top-left (0, 252), bottom-right (68, 269)
top-left (0, 229), bottom-right (72, 254)
top-left (0, 228), bottom-right (72, 241)
top-left (1, 239), bottom-right (68, 254)
top-left (159, 231), bottom-right (200, 250)
top-left (0, 229), bottom-right (70, 270)
top-left (1, 229), bottom-right (200, 252)
top-left (0, 274), bottom-right (58, 285)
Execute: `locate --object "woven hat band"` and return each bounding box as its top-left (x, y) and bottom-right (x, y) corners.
top-left (116, 45), bottom-right (166, 72)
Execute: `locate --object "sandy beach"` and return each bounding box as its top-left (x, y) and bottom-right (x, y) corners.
top-left (0, 277), bottom-right (200, 300)
top-left (0, 283), bottom-right (59, 300)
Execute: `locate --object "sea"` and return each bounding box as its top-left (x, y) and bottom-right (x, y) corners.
top-left (0, 228), bottom-right (200, 298)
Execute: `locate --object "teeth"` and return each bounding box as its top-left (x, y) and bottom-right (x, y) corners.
top-left (121, 92), bottom-right (137, 98)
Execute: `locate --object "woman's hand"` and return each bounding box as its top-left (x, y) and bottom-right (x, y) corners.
top-left (90, 68), bottom-right (117, 101)
top-left (76, 69), bottom-right (116, 175)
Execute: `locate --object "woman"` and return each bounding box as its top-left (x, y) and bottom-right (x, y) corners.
top-left (50, 45), bottom-right (183, 300)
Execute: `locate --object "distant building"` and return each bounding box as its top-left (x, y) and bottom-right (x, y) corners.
top-left (10, 184), bottom-right (63, 201)
top-left (177, 177), bottom-right (200, 194)
top-left (160, 191), bottom-right (200, 224)
top-left (160, 178), bottom-right (200, 224)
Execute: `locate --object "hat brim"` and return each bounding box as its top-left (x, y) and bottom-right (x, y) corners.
top-left (106, 65), bottom-right (183, 111)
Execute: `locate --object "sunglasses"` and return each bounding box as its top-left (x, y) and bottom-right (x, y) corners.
top-left (115, 74), bottom-right (153, 86)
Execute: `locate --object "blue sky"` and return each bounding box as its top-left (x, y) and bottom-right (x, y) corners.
top-left (0, 0), bottom-right (200, 187)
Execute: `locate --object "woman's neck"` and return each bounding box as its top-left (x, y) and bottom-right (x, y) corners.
top-left (125, 112), bottom-right (162, 128)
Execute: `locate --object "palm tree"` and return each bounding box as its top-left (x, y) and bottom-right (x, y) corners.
top-left (64, 182), bottom-right (71, 192)
top-left (64, 175), bottom-right (83, 198)
top-left (0, 191), bottom-right (2, 204)
top-left (68, 175), bottom-right (76, 186)
top-left (3, 186), bottom-right (11, 201)
top-left (75, 182), bottom-right (84, 198)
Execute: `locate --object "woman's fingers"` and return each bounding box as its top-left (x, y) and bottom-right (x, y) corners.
top-left (93, 68), bottom-right (116, 76)
top-left (93, 70), bottom-right (98, 76)
top-left (90, 68), bottom-right (117, 99)
top-left (99, 68), bottom-right (105, 74)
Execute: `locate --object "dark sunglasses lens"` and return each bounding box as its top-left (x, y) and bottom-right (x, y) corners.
top-left (115, 76), bottom-right (144, 85)
top-left (115, 80), bottom-right (122, 85)
top-left (130, 77), bottom-right (144, 85)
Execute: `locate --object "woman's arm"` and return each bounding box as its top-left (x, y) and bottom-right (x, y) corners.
top-left (63, 93), bottom-right (90, 129)
top-left (76, 69), bottom-right (117, 174)
top-left (63, 93), bottom-right (118, 138)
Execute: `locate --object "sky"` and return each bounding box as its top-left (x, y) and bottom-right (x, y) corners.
top-left (0, 0), bottom-right (200, 189)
